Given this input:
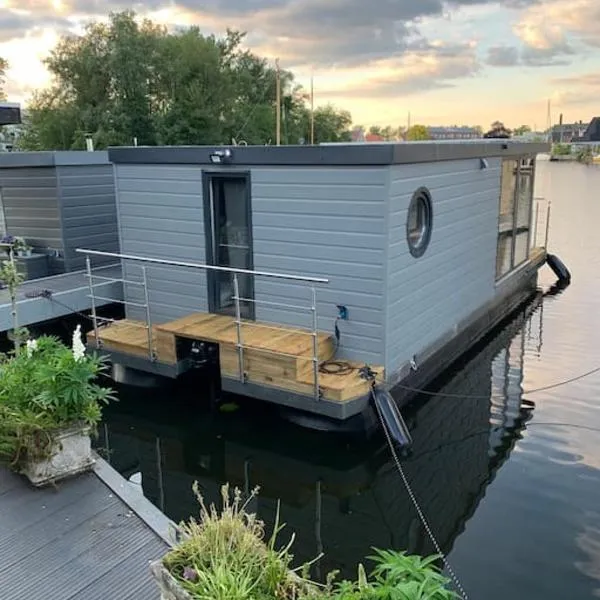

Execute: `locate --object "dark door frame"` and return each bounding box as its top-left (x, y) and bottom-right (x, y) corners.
top-left (202, 170), bottom-right (255, 320)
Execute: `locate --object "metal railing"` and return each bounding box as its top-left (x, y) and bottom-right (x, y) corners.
top-left (77, 248), bottom-right (329, 401)
top-left (531, 197), bottom-right (551, 250)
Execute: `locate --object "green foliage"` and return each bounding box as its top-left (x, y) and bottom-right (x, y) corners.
top-left (19, 11), bottom-right (353, 150)
top-left (406, 125), bottom-right (431, 141)
top-left (513, 125), bottom-right (532, 137)
top-left (551, 143), bottom-right (572, 156)
top-left (0, 334), bottom-right (115, 468)
top-left (163, 483), bottom-right (319, 600)
top-left (161, 483), bottom-right (458, 600)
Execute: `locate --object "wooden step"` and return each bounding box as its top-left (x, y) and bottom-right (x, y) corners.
top-left (86, 320), bottom-right (177, 363)
top-left (156, 313), bottom-right (335, 380)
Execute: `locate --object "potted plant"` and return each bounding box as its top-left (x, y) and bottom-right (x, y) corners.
top-left (150, 483), bottom-right (320, 600)
top-left (1, 234), bottom-right (15, 257)
top-left (13, 236), bottom-right (32, 257)
top-left (0, 325), bottom-right (115, 486)
top-left (149, 483), bottom-right (460, 600)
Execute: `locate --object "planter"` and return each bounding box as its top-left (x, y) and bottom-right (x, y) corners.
top-left (20, 424), bottom-right (95, 487)
top-left (150, 560), bottom-right (195, 600)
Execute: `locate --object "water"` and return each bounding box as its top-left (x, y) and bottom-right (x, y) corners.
top-left (98, 161), bottom-right (600, 599)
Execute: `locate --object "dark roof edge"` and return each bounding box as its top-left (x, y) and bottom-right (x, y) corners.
top-left (108, 141), bottom-right (551, 166)
top-left (0, 151), bottom-right (110, 169)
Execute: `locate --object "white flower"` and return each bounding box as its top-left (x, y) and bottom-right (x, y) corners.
top-left (26, 338), bottom-right (38, 358)
top-left (72, 324), bottom-right (86, 362)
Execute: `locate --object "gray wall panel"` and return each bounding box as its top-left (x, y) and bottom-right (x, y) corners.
top-left (58, 164), bottom-right (119, 272)
top-left (384, 158), bottom-right (500, 376)
top-left (0, 166), bottom-right (63, 273)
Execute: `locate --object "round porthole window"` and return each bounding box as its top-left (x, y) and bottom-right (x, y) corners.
top-left (406, 187), bottom-right (433, 258)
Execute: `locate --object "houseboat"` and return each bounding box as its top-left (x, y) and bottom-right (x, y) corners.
top-left (82, 140), bottom-right (557, 426)
top-left (0, 151), bottom-right (119, 279)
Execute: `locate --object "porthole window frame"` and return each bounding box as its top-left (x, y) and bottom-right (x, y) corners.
top-left (406, 187), bottom-right (433, 258)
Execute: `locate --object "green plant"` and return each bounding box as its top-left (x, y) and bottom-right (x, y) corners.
top-left (162, 483), bottom-right (319, 600)
top-left (0, 328), bottom-right (115, 468)
top-left (319, 550), bottom-right (459, 600)
top-left (0, 255), bottom-right (25, 354)
top-left (12, 236), bottom-right (31, 254)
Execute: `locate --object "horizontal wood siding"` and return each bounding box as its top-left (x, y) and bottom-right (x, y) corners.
top-left (58, 165), bottom-right (119, 272)
top-left (251, 167), bottom-right (387, 364)
top-left (384, 158), bottom-right (500, 376)
top-left (114, 165), bottom-right (207, 323)
top-left (0, 166), bottom-right (64, 273)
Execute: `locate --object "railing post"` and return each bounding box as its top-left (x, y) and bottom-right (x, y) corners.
top-left (233, 274), bottom-right (244, 382)
top-left (85, 255), bottom-right (100, 348)
top-left (544, 201), bottom-right (552, 249)
top-left (311, 286), bottom-right (320, 401)
top-left (533, 200), bottom-right (540, 248)
top-left (141, 265), bottom-right (155, 360)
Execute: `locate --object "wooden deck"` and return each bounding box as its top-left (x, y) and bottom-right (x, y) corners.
top-left (88, 313), bottom-right (383, 403)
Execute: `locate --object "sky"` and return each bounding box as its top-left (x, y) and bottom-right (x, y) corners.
top-left (1, 0), bottom-right (599, 129)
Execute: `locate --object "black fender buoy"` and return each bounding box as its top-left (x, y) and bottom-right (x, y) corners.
top-left (546, 253), bottom-right (571, 284)
top-left (370, 386), bottom-right (413, 449)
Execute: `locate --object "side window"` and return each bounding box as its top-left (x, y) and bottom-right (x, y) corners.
top-left (495, 156), bottom-right (534, 280)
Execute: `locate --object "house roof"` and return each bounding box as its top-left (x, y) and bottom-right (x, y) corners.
top-left (0, 151), bottom-right (110, 168)
top-left (109, 140), bottom-right (551, 166)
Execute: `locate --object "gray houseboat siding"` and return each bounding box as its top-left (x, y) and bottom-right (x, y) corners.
top-left (115, 165), bottom-right (209, 325)
top-left (116, 164), bottom-right (387, 365)
top-left (383, 158), bottom-right (500, 378)
top-left (57, 164), bottom-right (120, 272)
top-left (0, 166), bottom-right (64, 273)
top-left (0, 152), bottom-right (119, 276)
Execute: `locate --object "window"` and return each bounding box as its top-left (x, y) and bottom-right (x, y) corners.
top-left (407, 187), bottom-right (433, 258)
top-left (495, 156), bottom-right (534, 280)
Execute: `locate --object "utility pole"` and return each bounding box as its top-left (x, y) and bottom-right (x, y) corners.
top-left (310, 71), bottom-right (315, 145)
top-left (275, 59), bottom-right (281, 146)
top-left (407, 111), bottom-right (411, 132)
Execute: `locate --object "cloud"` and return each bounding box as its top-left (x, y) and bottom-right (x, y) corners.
top-left (318, 41), bottom-right (479, 99)
top-left (486, 45), bottom-right (519, 66)
top-left (549, 71), bottom-right (600, 108)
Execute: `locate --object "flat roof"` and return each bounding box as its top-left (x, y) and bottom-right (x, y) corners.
top-left (0, 150), bottom-right (110, 168)
top-left (108, 140), bottom-right (550, 166)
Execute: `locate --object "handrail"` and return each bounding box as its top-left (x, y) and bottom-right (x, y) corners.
top-left (81, 247), bottom-right (327, 402)
top-left (76, 248), bottom-right (329, 284)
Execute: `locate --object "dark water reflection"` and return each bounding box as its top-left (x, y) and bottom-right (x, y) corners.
top-left (98, 160), bottom-right (600, 599)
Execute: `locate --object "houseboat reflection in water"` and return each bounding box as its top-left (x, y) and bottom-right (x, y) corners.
top-left (97, 294), bottom-right (542, 580)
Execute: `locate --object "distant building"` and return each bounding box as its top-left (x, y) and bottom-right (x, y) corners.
top-left (571, 117), bottom-right (600, 142)
top-left (365, 132), bottom-right (384, 142)
top-left (550, 121), bottom-right (588, 143)
top-left (428, 126), bottom-right (481, 140)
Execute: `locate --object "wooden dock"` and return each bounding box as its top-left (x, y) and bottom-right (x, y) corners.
top-left (0, 457), bottom-right (172, 600)
top-left (88, 313), bottom-right (383, 403)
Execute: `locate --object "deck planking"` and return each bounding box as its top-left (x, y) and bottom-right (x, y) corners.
top-left (87, 313), bottom-right (383, 403)
top-left (0, 462), bottom-right (168, 600)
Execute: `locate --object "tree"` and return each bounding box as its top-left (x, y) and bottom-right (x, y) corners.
top-left (484, 121), bottom-right (512, 139)
top-left (513, 125), bottom-right (532, 137)
top-left (0, 57), bottom-right (7, 100)
top-left (19, 11), bottom-right (354, 150)
top-left (406, 124), bottom-right (430, 141)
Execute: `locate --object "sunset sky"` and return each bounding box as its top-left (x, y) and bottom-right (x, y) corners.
top-left (1, 0), bottom-right (599, 129)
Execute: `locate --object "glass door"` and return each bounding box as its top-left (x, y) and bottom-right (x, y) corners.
top-left (205, 173), bottom-right (254, 319)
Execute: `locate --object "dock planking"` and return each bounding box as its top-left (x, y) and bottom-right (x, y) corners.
top-left (87, 313), bottom-right (384, 402)
top-left (0, 462), bottom-right (168, 600)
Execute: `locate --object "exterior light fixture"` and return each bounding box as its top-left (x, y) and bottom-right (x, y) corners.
top-left (480, 158), bottom-right (489, 169)
top-left (209, 149), bottom-right (233, 164)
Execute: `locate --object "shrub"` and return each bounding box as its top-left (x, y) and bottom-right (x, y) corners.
top-left (160, 483), bottom-right (460, 600)
top-left (0, 327), bottom-right (115, 468)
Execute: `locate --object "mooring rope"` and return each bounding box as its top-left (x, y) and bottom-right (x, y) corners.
top-left (372, 389), bottom-right (470, 600)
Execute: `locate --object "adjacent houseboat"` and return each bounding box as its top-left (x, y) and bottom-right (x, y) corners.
top-left (0, 151), bottom-right (119, 279)
top-left (82, 140), bottom-right (555, 424)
